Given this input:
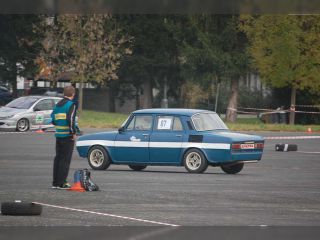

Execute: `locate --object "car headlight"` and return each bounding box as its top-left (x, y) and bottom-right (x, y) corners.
top-left (2, 114), bottom-right (15, 119)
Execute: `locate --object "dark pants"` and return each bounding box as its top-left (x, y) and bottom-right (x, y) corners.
top-left (53, 137), bottom-right (75, 186)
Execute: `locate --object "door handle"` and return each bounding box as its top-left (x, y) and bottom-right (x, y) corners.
top-left (176, 134), bottom-right (182, 137)
top-left (142, 134), bottom-right (149, 136)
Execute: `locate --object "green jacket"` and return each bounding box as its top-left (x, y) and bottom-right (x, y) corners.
top-left (51, 98), bottom-right (76, 138)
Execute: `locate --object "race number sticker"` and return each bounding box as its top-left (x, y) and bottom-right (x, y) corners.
top-left (35, 114), bottom-right (44, 124)
top-left (157, 118), bottom-right (172, 130)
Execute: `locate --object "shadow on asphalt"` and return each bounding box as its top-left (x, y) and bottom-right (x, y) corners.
top-left (106, 168), bottom-right (250, 176)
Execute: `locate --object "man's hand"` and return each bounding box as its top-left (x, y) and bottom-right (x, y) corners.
top-left (71, 134), bottom-right (77, 141)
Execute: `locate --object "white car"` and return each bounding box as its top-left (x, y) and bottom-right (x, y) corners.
top-left (0, 96), bottom-right (62, 132)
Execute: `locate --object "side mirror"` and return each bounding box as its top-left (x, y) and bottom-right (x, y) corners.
top-left (118, 126), bottom-right (125, 133)
top-left (34, 107), bottom-right (41, 112)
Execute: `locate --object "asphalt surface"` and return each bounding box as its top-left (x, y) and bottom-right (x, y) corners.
top-left (0, 129), bottom-right (319, 227)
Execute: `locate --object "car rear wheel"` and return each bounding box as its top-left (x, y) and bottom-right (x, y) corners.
top-left (16, 118), bottom-right (29, 132)
top-left (88, 146), bottom-right (111, 170)
top-left (221, 162), bottom-right (244, 174)
top-left (183, 149), bottom-right (208, 173)
top-left (128, 165), bottom-right (147, 171)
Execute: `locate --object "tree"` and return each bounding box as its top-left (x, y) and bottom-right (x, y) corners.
top-left (115, 15), bottom-right (182, 109)
top-left (42, 14), bottom-right (131, 111)
top-left (241, 15), bottom-right (320, 124)
top-left (173, 15), bottom-right (251, 121)
top-left (0, 15), bottom-right (44, 96)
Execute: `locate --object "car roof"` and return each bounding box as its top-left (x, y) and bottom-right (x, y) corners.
top-left (19, 95), bottom-right (62, 100)
top-left (133, 108), bottom-right (214, 116)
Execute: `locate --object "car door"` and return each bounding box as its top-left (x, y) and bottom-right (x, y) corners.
top-left (149, 115), bottom-right (185, 164)
top-left (114, 114), bottom-right (153, 163)
top-left (31, 99), bottom-right (54, 127)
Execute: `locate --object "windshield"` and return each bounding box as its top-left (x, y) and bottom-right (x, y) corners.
top-left (191, 112), bottom-right (228, 131)
top-left (120, 115), bottom-right (131, 128)
top-left (6, 97), bottom-right (39, 109)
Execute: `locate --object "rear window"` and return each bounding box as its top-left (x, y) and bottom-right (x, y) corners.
top-left (191, 112), bottom-right (228, 131)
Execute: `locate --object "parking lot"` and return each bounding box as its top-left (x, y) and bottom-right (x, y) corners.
top-left (0, 129), bottom-right (319, 227)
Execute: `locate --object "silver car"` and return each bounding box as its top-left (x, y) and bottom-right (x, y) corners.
top-left (0, 96), bottom-right (62, 132)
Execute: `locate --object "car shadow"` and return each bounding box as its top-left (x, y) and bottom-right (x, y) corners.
top-left (106, 168), bottom-right (248, 176)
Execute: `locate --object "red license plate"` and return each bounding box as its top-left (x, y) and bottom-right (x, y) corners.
top-left (240, 143), bottom-right (255, 149)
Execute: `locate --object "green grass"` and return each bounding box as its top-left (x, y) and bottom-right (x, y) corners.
top-left (78, 110), bottom-right (128, 128)
top-left (226, 118), bottom-right (320, 132)
top-left (79, 110), bottom-right (320, 132)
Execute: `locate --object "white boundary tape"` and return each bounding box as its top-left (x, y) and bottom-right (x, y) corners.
top-left (264, 136), bottom-right (320, 140)
top-left (32, 202), bottom-right (180, 227)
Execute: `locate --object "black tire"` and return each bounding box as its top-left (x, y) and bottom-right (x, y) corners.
top-left (88, 146), bottom-right (111, 170)
top-left (221, 162), bottom-right (244, 174)
top-left (275, 143), bottom-right (297, 152)
top-left (16, 118), bottom-right (30, 132)
top-left (183, 148), bottom-right (208, 173)
top-left (1, 201), bottom-right (42, 216)
top-left (128, 165), bottom-right (147, 171)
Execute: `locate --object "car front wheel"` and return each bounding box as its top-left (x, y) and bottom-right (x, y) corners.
top-left (16, 118), bottom-right (29, 132)
top-left (88, 146), bottom-right (111, 170)
top-left (128, 165), bottom-right (147, 171)
top-left (183, 149), bottom-right (208, 173)
top-left (221, 162), bottom-right (244, 174)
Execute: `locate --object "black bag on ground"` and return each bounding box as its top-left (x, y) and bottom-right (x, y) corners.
top-left (79, 169), bottom-right (99, 191)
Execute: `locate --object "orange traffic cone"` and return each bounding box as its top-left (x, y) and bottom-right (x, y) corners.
top-left (68, 182), bottom-right (85, 192)
top-left (36, 125), bottom-right (44, 133)
top-left (307, 127), bottom-right (312, 134)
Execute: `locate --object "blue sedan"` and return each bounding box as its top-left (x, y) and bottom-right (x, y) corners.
top-left (76, 109), bottom-right (264, 174)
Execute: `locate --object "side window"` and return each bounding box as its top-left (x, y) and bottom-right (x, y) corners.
top-left (173, 117), bottom-right (183, 131)
top-left (156, 116), bottom-right (184, 131)
top-left (34, 99), bottom-right (54, 111)
top-left (156, 116), bottom-right (173, 130)
top-left (126, 115), bottom-right (153, 131)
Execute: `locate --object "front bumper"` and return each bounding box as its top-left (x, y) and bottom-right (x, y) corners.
top-left (0, 119), bottom-right (18, 130)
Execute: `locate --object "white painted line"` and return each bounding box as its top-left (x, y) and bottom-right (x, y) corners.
top-left (32, 202), bottom-right (180, 227)
top-left (264, 136), bottom-right (320, 140)
top-left (297, 151), bottom-right (320, 154)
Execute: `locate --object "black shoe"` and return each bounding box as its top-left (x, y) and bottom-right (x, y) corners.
top-left (56, 182), bottom-right (71, 190)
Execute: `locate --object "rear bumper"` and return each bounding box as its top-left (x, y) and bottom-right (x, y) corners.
top-left (231, 151), bottom-right (263, 161)
top-left (204, 149), bottom-right (263, 164)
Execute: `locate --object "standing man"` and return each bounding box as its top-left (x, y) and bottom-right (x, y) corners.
top-left (51, 86), bottom-right (77, 189)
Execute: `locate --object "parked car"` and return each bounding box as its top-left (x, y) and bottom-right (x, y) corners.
top-left (0, 96), bottom-right (62, 132)
top-left (43, 88), bottom-right (64, 97)
top-left (76, 109), bottom-right (264, 174)
top-left (0, 86), bottom-right (13, 106)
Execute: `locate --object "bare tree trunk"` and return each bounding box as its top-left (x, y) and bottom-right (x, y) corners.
top-left (78, 80), bottom-right (83, 114)
top-left (289, 87), bottom-right (296, 125)
top-left (135, 87), bottom-right (140, 110)
top-left (108, 84), bottom-right (116, 113)
top-left (11, 75), bottom-right (18, 98)
top-left (10, 63), bottom-right (18, 97)
top-left (225, 78), bottom-right (239, 122)
top-left (142, 79), bottom-right (152, 109)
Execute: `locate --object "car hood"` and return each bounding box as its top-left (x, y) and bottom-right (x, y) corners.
top-left (0, 107), bottom-right (27, 117)
top-left (77, 131), bottom-right (118, 142)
